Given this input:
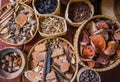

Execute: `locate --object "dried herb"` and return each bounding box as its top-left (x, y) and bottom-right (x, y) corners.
top-left (40, 16), bottom-right (65, 34)
top-left (35, 0), bottom-right (58, 14)
top-left (69, 2), bottom-right (92, 22)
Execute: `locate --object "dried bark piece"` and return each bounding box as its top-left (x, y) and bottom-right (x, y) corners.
top-left (34, 44), bottom-right (46, 52)
top-left (25, 71), bottom-right (42, 82)
top-left (52, 48), bottom-right (64, 57)
top-left (32, 51), bottom-right (47, 62)
top-left (39, 62), bottom-right (44, 67)
top-left (90, 35), bottom-right (106, 52)
top-left (15, 13), bottom-right (27, 27)
top-left (65, 72), bottom-right (73, 80)
top-left (30, 59), bottom-right (38, 69)
top-left (46, 71), bottom-right (57, 81)
top-left (60, 62), bottom-right (70, 73)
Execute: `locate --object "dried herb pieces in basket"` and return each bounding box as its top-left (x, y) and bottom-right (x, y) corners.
top-left (35, 0), bottom-right (58, 14)
top-left (0, 3), bottom-right (37, 45)
top-left (25, 38), bottom-right (76, 82)
top-left (40, 16), bottom-right (66, 34)
top-left (69, 2), bottom-right (92, 23)
top-left (79, 17), bottom-right (120, 68)
top-left (0, 52), bottom-right (22, 73)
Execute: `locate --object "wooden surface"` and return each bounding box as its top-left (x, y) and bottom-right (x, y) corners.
top-left (0, 0), bottom-right (120, 82)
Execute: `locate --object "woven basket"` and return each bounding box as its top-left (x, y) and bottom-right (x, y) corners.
top-left (65, 0), bottom-right (94, 27)
top-left (27, 37), bottom-right (78, 82)
top-left (32, 0), bottom-right (60, 16)
top-left (0, 2), bottom-right (38, 46)
top-left (74, 15), bottom-right (120, 72)
top-left (38, 14), bottom-right (67, 37)
top-left (0, 47), bottom-right (26, 79)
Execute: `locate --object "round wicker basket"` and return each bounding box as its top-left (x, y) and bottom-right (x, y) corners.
top-left (74, 15), bottom-right (120, 72)
top-left (32, 0), bottom-right (60, 16)
top-left (65, 0), bottom-right (94, 27)
top-left (38, 14), bottom-right (67, 37)
top-left (0, 2), bottom-right (38, 46)
top-left (27, 37), bottom-right (78, 82)
top-left (0, 47), bottom-right (26, 79)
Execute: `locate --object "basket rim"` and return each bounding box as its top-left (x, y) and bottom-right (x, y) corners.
top-left (27, 37), bottom-right (78, 82)
top-left (0, 2), bottom-right (38, 46)
top-left (74, 15), bottom-right (120, 72)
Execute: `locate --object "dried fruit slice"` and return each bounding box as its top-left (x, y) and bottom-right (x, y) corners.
top-left (86, 21), bottom-right (97, 34)
top-left (104, 41), bottom-right (117, 56)
top-left (114, 29), bottom-right (120, 40)
top-left (96, 21), bottom-right (108, 29)
top-left (116, 50), bottom-right (120, 58)
top-left (90, 35), bottom-right (106, 52)
top-left (82, 45), bottom-right (95, 58)
top-left (87, 60), bottom-right (95, 68)
top-left (15, 13), bottom-right (27, 27)
top-left (80, 31), bottom-right (89, 45)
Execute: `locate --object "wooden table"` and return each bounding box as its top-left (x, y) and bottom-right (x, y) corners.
top-left (0, 0), bottom-right (120, 82)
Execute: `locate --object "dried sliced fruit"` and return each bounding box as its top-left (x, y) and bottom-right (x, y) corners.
top-left (90, 35), bottom-right (106, 52)
top-left (82, 45), bottom-right (95, 58)
top-left (96, 21), bottom-right (108, 29)
top-left (116, 50), bottom-right (120, 59)
top-left (86, 21), bottom-right (97, 34)
top-left (87, 60), bottom-right (95, 68)
top-left (114, 29), bottom-right (120, 40)
top-left (104, 41), bottom-right (117, 56)
top-left (97, 54), bottom-right (109, 65)
top-left (80, 31), bottom-right (89, 45)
